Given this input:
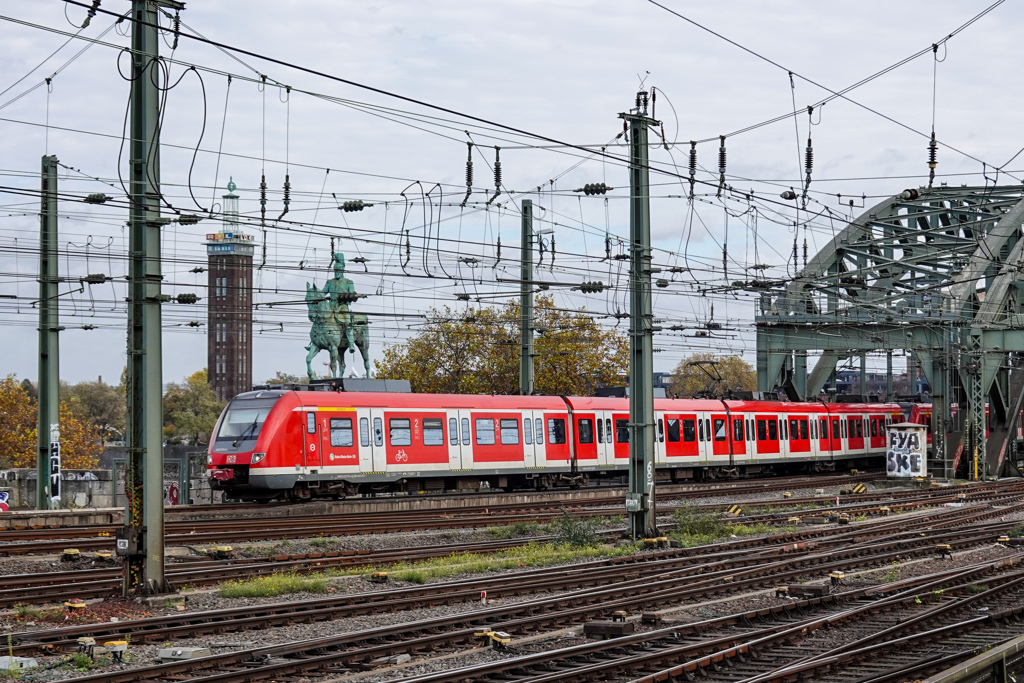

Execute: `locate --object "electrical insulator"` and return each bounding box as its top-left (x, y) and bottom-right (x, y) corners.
top-left (278, 174), bottom-right (291, 221)
top-left (189, 267), bottom-right (206, 273)
top-left (656, 279), bottom-right (669, 288)
top-left (688, 141), bottom-right (697, 197)
top-left (575, 183), bottom-right (613, 196)
top-left (780, 190), bottom-right (797, 200)
top-left (487, 147), bottom-right (502, 206)
top-left (804, 137), bottom-right (814, 199)
top-left (259, 173), bottom-right (267, 224)
top-left (899, 188), bottom-right (920, 201)
top-left (84, 193), bottom-right (110, 204)
top-left (927, 133), bottom-right (938, 187)
top-left (187, 321), bottom-right (202, 328)
top-left (341, 200), bottom-right (371, 212)
top-left (336, 292), bottom-right (359, 304)
top-left (579, 281), bottom-right (605, 294)
top-left (178, 213), bottom-right (200, 225)
top-left (460, 142), bottom-right (474, 208)
top-left (81, 324), bottom-right (96, 330)
top-left (82, 273), bottom-right (108, 285)
top-left (176, 293), bottom-right (198, 304)
top-left (718, 135), bottom-right (727, 197)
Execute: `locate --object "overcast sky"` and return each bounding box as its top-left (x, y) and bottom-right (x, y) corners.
top-left (2, 0), bottom-right (1022, 387)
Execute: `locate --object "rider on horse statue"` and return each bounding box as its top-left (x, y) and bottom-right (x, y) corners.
top-left (305, 253), bottom-right (371, 380)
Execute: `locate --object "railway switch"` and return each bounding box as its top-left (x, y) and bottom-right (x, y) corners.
top-left (158, 647), bottom-right (213, 662)
top-left (475, 629), bottom-right (511, 649)
top-left (936, 544), bottom-right (953, 559)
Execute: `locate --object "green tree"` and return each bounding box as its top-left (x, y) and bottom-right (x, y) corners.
top-left (265, 371), bottom-right (309, 385)
top-left (668, 353), bottom-right (756, 398)
top-left (65, 379), bottom-right (125, 442)
top-left (163, 369), bottom-right (224, 445)
top-left (375, 296), bottom-right (628, 395)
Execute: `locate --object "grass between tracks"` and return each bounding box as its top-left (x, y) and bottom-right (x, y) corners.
top-left (668, 505), bottom-right (797, 547)
top-left (217, 542), bottom-right (637, 597)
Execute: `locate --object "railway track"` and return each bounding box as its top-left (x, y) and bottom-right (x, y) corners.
top-left (0, 477), bottom-right (1011, 557)
top-left (2, 481), bottom-right (1021, 606)
top-left (17, 529), bottom-right (1023, 683)
top-left (4, 493), bottom-right (1024, 680)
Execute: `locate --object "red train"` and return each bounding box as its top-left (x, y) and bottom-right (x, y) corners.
top-left (207, 389), bottom-right (906, 501)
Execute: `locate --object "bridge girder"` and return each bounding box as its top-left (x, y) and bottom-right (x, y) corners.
top-left (756, 185), bottom-right (1024, 479)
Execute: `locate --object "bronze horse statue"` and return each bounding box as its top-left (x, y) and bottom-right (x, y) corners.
top-left (305, 283), bottom-right (341, 380)
top-left (305, 282), bottom-right (372, 379)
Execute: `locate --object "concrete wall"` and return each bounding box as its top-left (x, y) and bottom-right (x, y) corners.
top-left (0, 468), bottom-right (115, 509)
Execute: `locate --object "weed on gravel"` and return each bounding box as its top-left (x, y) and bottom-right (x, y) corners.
top-left (668, 506), bottom-right (795, 547)
top-left (220, 571), bottom-right (329, 598)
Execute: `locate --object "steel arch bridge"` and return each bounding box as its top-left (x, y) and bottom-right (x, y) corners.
top-left (756, 184), bottom-right (1024, 479)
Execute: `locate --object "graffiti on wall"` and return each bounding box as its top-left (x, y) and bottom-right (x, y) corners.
top-left (887, 428), bottom-right (925, 477)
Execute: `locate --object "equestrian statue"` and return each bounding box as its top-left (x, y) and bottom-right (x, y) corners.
top-left (305, 252), bottom-right (371, 380)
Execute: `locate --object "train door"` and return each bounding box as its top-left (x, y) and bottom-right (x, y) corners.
top-left (302, 409), bottom-right (321, 469)
top-left (365, 408), bottom-right (387, 472)
top-left (731, 414), bottom-right (746, 459)
top-left (356, 409), bottom-right (373, 472)
top-left (522, 410), bottom-right (542, 469)
top-left (445, 411), bottom-right (463, 471)
top-left (710, 412), bottom-right (730, 462)
top-left (594, 410), bottom-right (614, 466)
top-left (654, 414), bottom-right (667, 465)
top-left (746, 415), bottom-right (756, 458)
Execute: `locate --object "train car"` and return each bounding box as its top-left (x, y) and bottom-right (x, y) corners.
top-left (208, 388), bottom-right (906, 501)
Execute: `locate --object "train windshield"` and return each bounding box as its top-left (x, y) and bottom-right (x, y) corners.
top-left (214, 398), bottom-right (278, 447)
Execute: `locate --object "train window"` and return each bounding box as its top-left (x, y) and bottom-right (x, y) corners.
top-left (789, 418), bottom-right (798, 440)
top-left (682, 419), bottom-right (696, 442)
top-left (548, 418), bottom-right (567, 444)
top-left (462, 418), bottom-right (471, 445)
top-left (856, 420), bottom-right (863, 438)
top-left (524, 417), bottom-right (534, 445)
top-left (800, 420), bottom-right (808, 440)
top-left (536, 418), bottom-right (544, 444)
top-left (329, 418), bottom-right (354, 447)
top-left (360, 418), bottom-right (370, 447)
top-left (449, 418), bottom-right (459, 446)
top-left (306, 411), bottom-right (316, 434)
top-left (667, 419), bottom-right (681, 442)
top-left (733, 418), bottom-right (743, 442)
top-left (657, 419), bottom-right (664, 443)
top-left (605, 419), bottom-right (612, 444)
top-left (780, 419), bottom-right (787, 440)
top-left (577, 419), bottom-right (594, 444)
top-left (831, 418), bottom-right (838, 440)
top-left (475, 419), bottom-right (496, 445)
top-left (820, 418), bottom-right (827, 439)
top-left (705, 419), bottom-right (711, 440)
top-left (871, 419), bottom-right (878, 437)
top-left (698, 419), bottom-right (705, 442)
top-left (768, 420), bottom-right (778, 441)
top-left (596, 418), bottom-right (604, 443)
top-left (423, 418), bottom-right (444, 446)
top-left (500, 418), bottom-right (520, 445)
top-left (373, 417), bottom-right (383, 446)
top-left (389, 418), bottom-right (411, 447)
top-left (616, 419), bottom-right (630, 444)
top-left (713, 418), bottom-right (727, 442)
top-left (748, 419), bottom-right (754, 439)
top-left (757, 419), bottom-right (767, 441)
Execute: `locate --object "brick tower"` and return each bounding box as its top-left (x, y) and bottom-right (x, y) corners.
top-left (205, 178), bottom-right (254, 401)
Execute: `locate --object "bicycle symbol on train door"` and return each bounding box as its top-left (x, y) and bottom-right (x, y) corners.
top-left (395, 449), bottom-right (408, 463)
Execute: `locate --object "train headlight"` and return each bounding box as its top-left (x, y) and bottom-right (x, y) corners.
top-left (251, 453), bottom-right (267, 464)
top-left (206, 454), bottom-right (212, 466)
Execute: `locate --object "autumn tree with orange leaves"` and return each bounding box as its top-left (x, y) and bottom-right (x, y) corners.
top-left (0, 375), bottom-right (102, 470)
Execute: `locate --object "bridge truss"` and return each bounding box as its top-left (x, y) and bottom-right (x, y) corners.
top-left (756, 184), bottom-right (1024, 479)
